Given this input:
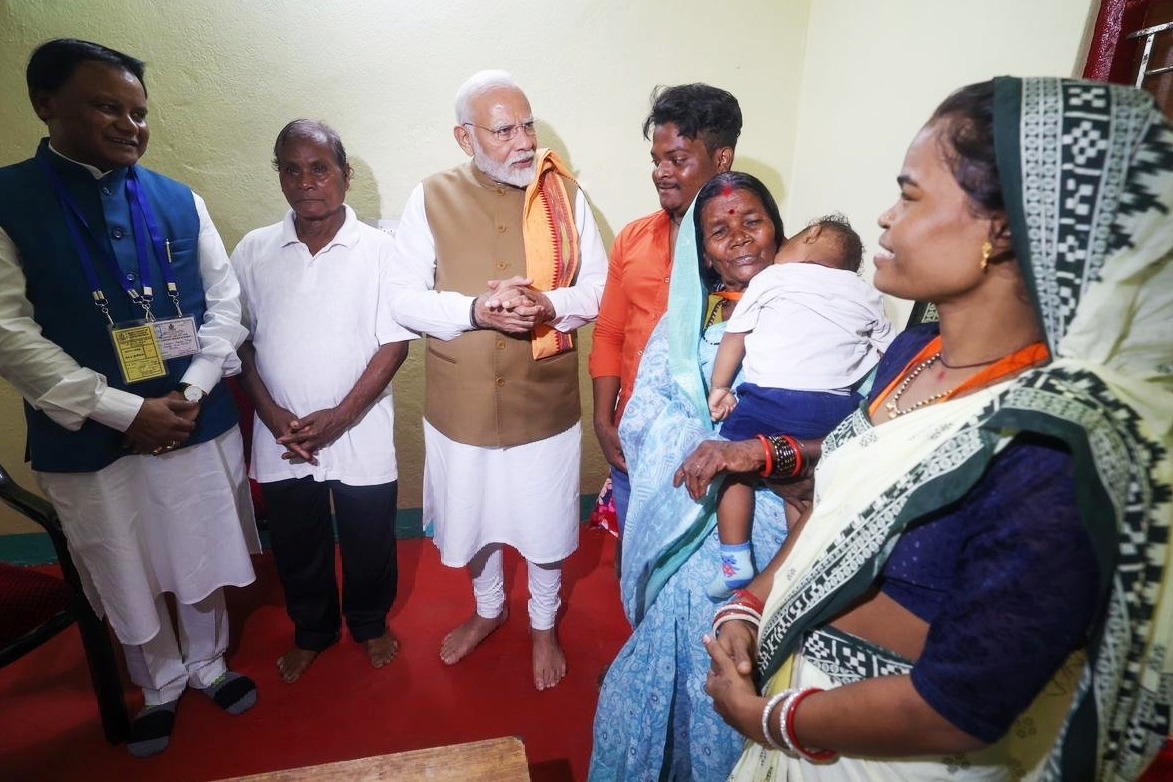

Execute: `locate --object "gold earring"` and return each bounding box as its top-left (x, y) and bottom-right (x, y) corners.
top-left (980, 240), bottom-right (993, 272)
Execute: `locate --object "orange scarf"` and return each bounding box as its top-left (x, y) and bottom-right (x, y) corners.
top-left (523, 148), bottom-right (580, 359)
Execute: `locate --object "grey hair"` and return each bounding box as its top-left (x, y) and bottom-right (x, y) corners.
top-left (272, 119), bottom-right (349, 172)
top-left (454, 69), bottom-right (521, 124)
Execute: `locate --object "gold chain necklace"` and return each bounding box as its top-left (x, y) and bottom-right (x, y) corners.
top-left (884, 353), bottom-right (961, 417)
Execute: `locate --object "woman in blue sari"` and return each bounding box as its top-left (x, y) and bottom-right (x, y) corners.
top-left (591, 173), bottom-right (834, 781)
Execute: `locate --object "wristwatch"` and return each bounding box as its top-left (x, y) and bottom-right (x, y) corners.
top-left (178, 383), bottom-right (206, 403)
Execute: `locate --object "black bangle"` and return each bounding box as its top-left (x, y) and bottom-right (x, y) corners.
top-left (766, 435), bottom-right (800, 478)
top-left (469, 297), bottom-right (481, 329)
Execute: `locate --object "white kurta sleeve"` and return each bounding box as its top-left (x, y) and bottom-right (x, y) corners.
top-left (0, 227), bottom-right (144, 432)
top-left (375, 239), bottom-right (421, 346)
top-left (181, 194), bottom-right (248, 393)
top-left (543, 189), bottom-right (606, 332)
top-left (385, 183), bottom-right (478, 341)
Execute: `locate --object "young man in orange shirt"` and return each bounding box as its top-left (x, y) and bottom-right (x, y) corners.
top-left (589, 84), bottom-right (742, 530)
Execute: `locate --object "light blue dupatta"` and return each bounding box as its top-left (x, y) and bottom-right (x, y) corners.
top-left (617, 201), bottom-right (787, 625)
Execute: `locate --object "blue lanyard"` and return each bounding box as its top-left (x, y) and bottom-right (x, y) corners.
top-left (125, 171), bottom-right (183, 316)
top-left (36, 158), bottom-right (183, 323)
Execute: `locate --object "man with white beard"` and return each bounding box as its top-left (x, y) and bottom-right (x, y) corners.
top-left (387, 70), bottom-right (606, 690)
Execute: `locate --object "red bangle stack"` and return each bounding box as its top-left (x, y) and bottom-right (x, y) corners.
top-left (760, 434), bottom-right (804, 479)
top-left (756, 434), bottom-right (774, 477)
top-left (784, 688), bottom-right (837, 762)
top-left (732, 588), bottom-right (765, 615)
top-left (711, 589), bottom-right (767, 637)
top-left (790, 436), bottom-right (805, 476)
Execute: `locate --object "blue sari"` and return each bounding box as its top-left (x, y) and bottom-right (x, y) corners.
top-left (590, 203), bottom-right (789, 782)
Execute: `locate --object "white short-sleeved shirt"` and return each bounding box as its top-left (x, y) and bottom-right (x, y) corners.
top-left (725, 263), bottom-right (894, 391)
top-left (232, 206), bottom-right (416, 486)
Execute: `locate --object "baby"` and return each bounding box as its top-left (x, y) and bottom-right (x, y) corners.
top-left (707, 215), bottom-right (893, 596)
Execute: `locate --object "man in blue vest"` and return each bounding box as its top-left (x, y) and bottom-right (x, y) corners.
top-left (0, 39), bottom-right (260, 757)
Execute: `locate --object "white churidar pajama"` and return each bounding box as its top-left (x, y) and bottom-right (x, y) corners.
top-left (390, 181), bottom-right (606, 628)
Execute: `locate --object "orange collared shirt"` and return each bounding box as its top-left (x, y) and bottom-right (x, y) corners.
top-left (588, 210), bottom-right (674, 422)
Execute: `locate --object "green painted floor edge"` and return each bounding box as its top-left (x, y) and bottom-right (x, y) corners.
top-left (1, 495), bottom-right (600, 566)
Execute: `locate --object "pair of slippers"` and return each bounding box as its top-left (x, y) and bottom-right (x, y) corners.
top-left (128, 672), bottom-right (257, 758)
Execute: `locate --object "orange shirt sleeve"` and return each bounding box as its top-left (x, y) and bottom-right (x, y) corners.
top-left (588, 224), bottom-right (633, 379)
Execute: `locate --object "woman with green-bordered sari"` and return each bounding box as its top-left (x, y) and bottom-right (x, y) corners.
top-left (695, 77), bottom-right (1172, 781)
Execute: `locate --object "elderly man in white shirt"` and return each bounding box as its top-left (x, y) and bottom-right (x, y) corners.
top-left (387, 70), bottom-right (606, 690)
top-left (233, 120), bottom-right (413, 685)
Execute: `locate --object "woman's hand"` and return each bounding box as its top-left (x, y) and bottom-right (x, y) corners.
top-left (715, 618), bottom-right (758, 677)
top-left (767, 475), bottom-right (815, 522)
top-left (673, 439), bottom-right (764, 500)
top-left (704, 633), bottom-right (765, 739)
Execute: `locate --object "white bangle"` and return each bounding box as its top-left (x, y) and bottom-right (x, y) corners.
top-left (712, 613), bottom-right (760, 637)
top-left (712, 604), bottom-right (762, 636)
top-left (777, 689), bottom-right (804, 756)
top-left (713, 604), bottom-right (762, 624)
top-left (760, 690), bottom-right (794, 749)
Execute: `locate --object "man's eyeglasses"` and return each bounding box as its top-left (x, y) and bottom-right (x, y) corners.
top-left (462, 120), bottom-right (537, 143)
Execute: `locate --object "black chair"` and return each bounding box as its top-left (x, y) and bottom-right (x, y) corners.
top-left (0, 463), bottom-right (129, 743)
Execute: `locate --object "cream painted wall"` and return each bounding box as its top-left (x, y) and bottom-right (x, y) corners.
top-left (784, 0), bottom-right (1099, 326)
top-left (0, 0), bottom-right (811, 534)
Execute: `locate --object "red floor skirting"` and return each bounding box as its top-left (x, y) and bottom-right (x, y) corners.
top-left (0, 531), bottom-right (630, 782)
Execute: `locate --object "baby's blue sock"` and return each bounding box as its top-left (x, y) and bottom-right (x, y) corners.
top-left (707, 541), bottom-right (754, 599)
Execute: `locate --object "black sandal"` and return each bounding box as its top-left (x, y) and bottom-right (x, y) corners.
top-left (201, 672), bottom-right (257, 715)
top-left (127, 703), bottom-right (177, 758)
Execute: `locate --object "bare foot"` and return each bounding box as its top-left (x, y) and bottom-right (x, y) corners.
top-left (439, 611), bottom-right (507, 665)
top-left (532, 627), bottom-right (567, 691)
top-left (277, 647), bottom-right (320, 684)
top-left (364, 631), bottom-right (400, 669)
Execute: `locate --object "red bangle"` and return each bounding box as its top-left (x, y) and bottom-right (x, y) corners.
top-left (731, 588), bottom-right (765, 615)
top-left (757, 434), bottom-right (774, 477)
top-left (785, 688), bottom-right (837, 762)
top-left (790, 436), bottom-right (805, 477)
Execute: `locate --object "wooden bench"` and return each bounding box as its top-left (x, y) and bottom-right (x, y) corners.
top-left (210, 736), bottom-right (531, 781)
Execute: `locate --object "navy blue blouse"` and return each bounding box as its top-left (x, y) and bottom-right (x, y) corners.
top-left (868, 324), bottom-right (1099, 744)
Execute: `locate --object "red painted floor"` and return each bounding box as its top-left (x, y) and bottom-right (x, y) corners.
top-left (0, 530), bottom-right (630, 782)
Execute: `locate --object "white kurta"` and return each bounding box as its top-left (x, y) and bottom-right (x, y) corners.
top-left (0, 151), bottom-right (258, 645)
top-left (422, 419), bottom-right (582, 566)
top-left (232, 206), bottom-right (416, 486)
top-left (38, 427), bottom-right (259, 645)
top-left (388, 180), bottom-right (607, 567)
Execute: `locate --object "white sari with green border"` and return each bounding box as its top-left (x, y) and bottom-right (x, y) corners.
top-left (730, 77), bottom-right (1173, 782)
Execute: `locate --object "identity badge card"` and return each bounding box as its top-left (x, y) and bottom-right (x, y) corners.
top-left (152, 315), bottom-right (200, 360)
top-left (109, 321), bottom-right (168, 383)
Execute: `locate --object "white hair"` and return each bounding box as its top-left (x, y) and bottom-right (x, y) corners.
top-left (454, 69), bottom-right (522, 124)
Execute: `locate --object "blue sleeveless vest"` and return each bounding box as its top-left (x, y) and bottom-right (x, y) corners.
top-left (0, 140), bottom-right (238, 472)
